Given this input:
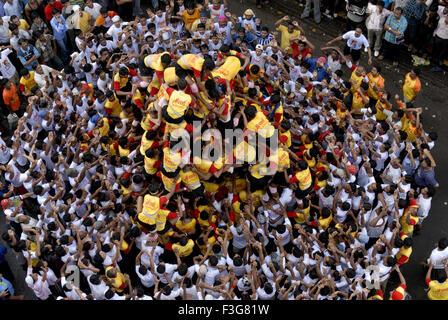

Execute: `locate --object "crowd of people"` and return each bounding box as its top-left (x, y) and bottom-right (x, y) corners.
top-left (296, 0), bottom-right (448, 70)
top-left (0, 0), bottom-right (446, 301)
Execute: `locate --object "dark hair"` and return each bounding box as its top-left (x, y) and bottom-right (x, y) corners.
top-left (346, 268), bottom-right (356, 278)
top-left (89, 274), bottom-right (101, 285)
top-left (386, 256), bottom-right (397, 267)
top-left (209, 255), bottom-right (218, 267)
top-left (403, 237), bottom-right (413, 247)
top-left (438, 238), bottom-right (448, 250)
top-left (105, 289), bottom-right (115, 299)
top-left (276, 224), bottom-right (286, 234)
top-left (264, 282), bottom-right (273, 294)
top-left (161, 53), bottom-right (172, 65)
top-left (178, 263), bottom-right (188, 276)
top-left (157, 264), bottom-right (166, 274)
top-left (436, 269), bottom-right (447, 283)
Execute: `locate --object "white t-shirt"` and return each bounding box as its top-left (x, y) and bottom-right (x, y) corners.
top-left (135, 265), bottom-right (155, 288)
top-left (0, 48), bottom-right (17, 79)
top-left (88, 275), bottom-right (109, 300)
top-left (428, 247), bottom-right (448, 269)
top-left (342, 31), bottom-right (369, 50)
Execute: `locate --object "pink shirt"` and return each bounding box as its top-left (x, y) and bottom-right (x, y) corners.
top-left (27, 268), bottom-right (52, 300)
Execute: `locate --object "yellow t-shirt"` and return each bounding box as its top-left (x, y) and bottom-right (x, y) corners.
top-left (20, 72), bottom-right (37, 94)
top-left (374, 100), bottom-right (387, 121)
top-left (350, 69), bottom-right (364, 93)
top-left (403, 73), bottom-right (421, 101)
top-left (144, 156), bottom-right (158, 175)
top-left (167, 89), bottom-right (192, 119)
top-left (105, 266), bottom-right (126, 292)
top-left (177, 54), bottom-right (204, 73)
top-left (367, 73), bottom-right (385, 100)
top-left (18, 19), bottom-right (30, 30)
top-left (98, 118), bottom-right (110, 136)
top-left (175, 219), bottom-right (197, 234)
top-left (276, 24), bottom-right (300, 52)
top-left (172, 239), bottom-right (195, 257)
top-left (427, 280), bottom-right (448, 300)
top-left (295, 168), bottom-right (312, 190)
top-left (351, 91), bottom-right (369, 114)
top-left (277, 148), bottom-right (290, 172)
top-left (105, 94), bottom-right (122, 117)
top-left (246, 111), bottom-right (275, 139)
top-left (180, 169), bottom-right (202, 191)
top-left (78, 11), bottom-right (91, 34)
top-left (212, 56), bottom-right (241, 80)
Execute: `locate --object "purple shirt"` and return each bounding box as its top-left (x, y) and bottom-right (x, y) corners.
top-left (414, 166), bottom-right (438, 187)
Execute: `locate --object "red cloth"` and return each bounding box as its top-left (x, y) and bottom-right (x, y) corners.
top-left (44, 1), bottom-right (63, 20)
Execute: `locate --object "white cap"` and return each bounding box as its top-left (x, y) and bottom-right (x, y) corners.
top-left (256, 44), bottom-right (263, 50)
top-left (112, 15), bottom-right (120, 23)
top-left (72, 5), bottom-right (81, 12)
top-left (162, 32), bottom-right (170, 40)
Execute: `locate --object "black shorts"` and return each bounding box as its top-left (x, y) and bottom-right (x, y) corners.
top-left (294, 185), bottom-right (313, 199)
top-left (162, 105), bottom-right (185, 124)
top-left (174, 62), bottom-right (193, 78)
top-left (248, 174), bottom-right (270, 192)
top-left (160, 165), bottom-right (181, 179)
top-left (188, 184), bottom-right (205, 199)
top-left (137, 218), bottom-right (156, 234)
top-left (344, 45), bottom-right (361, 62)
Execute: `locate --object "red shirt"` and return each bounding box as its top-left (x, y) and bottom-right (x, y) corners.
top-left (45, 1), bottom-right (63, 21)
top-left (291, 43), bottom-right (312, 60)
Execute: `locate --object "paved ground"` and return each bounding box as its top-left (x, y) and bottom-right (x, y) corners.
top-left (226, 0), bottom-right (448, 299)
top-left (2, 1), bottom-right (448, 300)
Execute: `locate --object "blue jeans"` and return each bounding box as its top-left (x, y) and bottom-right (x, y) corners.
top-left (56, 36), bottom-right (69, 64)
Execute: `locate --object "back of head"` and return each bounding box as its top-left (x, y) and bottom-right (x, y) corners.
top-left (439, 238), bottom-right (448, 250)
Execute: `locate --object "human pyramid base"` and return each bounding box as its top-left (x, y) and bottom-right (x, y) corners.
top-left (0, 0), bottom-right (446, 301)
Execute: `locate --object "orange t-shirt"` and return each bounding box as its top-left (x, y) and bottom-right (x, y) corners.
top-left (3, 84), bottom-right (20, 111)
top-left (182, 9), bottom-right (200, 31)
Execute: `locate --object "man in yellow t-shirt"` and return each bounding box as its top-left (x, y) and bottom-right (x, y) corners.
top-left (351, 82), bottom-right (370, 117)
top-left (402, 68), bottom-right (421, 102)
top-left (104, 91), bottom-right (122, 118)
top-left (425, 262), bottom-right (448, 300)
top-left (172, 236), bottom-right (195, 259)
top-left (162, 78), bottom-right (195, 124)
top-left (105, 266), bottom-right (127, 293)
top-left (289, 160), bottom-right (313, 198)
top-left (274, 15), bottom-right (303, 53)
top-left (70, 6), bottom-right (92, 34)
top-left (19, 69), bottom-right (37, 96)
top-left (366, 65), bottom-right (385, 105)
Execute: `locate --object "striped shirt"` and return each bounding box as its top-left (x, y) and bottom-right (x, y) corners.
top-left (256, 32), bottom-right (274, 46)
